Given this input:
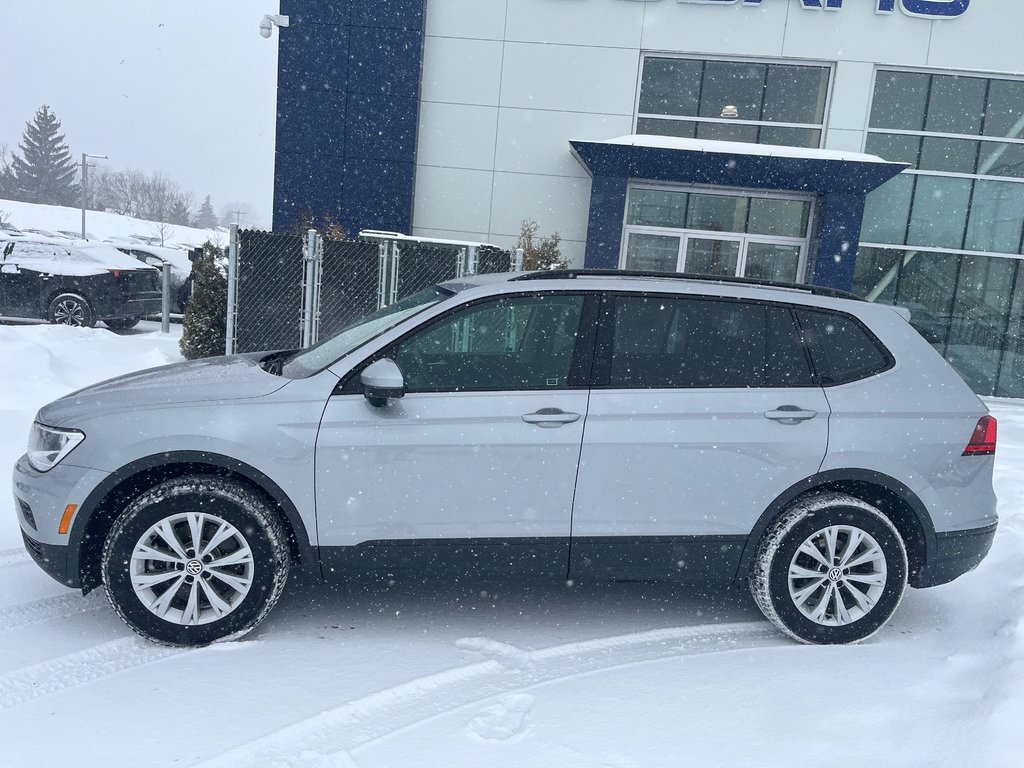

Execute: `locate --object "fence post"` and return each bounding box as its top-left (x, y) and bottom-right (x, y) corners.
top-left (514, 247), bottom-right (525, 272)
top-left (301, 228), bottom-right (317, 348)
top-left (467, 245), bottom-right (479, 275)
top-left (389, 241), bottom-right (400, 306)
top-left (311, 234), bottom-right (323, 344)
top-left (377, 241), bottom-right (388, 309)
top-left (160, 261), bottom-right (171, 333)
top-left (225, 223), bottom-right (239, 355)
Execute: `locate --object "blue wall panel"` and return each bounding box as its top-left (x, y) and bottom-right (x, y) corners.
top-left (274, 0), bottom-right (426, 236)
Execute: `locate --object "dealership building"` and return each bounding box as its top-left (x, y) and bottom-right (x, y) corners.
top-left (272, 0), bottom-right (1024, 397)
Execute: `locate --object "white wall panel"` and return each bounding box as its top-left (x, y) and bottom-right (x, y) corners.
top-left (781, 4), bottom-right (930, 65)
top-left (412, 166), bottom-right (494, 234)
top-left (488, 172), bottom-right (592, 242)
top-left (416, 102), bottom-right (499, 171)
top-left (420, 36), bottom-right (504, 106)
top-left (927, 7), bottom-right (1023, 73)
top-left (641, 2), bottom-right (788, 57)
top-left (828, 61), bottom-right (874, 133)
top-left (499, 42), bottom-right (640, 115)
top-left (425, 0), bottom-right (507, 41)
top-left (506, 0), bottom-right (643, 49)
top-left (494, 108), bottom-right (632, 178)
top-left (824, 128), bottom-right (867, 154)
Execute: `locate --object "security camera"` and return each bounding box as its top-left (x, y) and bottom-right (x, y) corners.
top-left (259, 13), bottom-right (289, 39)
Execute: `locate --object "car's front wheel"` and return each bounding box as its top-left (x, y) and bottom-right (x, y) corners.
top-left (750, 493), bottom-right (907, 644)
top-left (101, 477), bottom-right (290, 646)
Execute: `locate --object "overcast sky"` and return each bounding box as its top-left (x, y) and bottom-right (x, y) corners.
top-left (2, 0), bottom-right (280, 227)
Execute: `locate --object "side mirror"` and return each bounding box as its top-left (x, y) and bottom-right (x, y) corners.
top-left (360, 358), bottom-right (405, 407)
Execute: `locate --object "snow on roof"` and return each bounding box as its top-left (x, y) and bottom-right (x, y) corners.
top-left (600, 135), bottom-right (897, 165)
top-left (2, 239), bottom-right (158, 276)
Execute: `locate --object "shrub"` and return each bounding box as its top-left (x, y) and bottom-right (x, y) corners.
top-left (179, 241), bottom-right (228, 359)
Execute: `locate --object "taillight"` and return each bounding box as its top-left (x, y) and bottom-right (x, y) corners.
top-left (963, 415), bottom-right (997, 456)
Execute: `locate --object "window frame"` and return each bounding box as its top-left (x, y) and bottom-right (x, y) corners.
top-left (793, 306), bottom-right (896, 387)
top-left (633, 52), bottom-right (836, 150)
top-left (337, 291), bottom-right (601, 396)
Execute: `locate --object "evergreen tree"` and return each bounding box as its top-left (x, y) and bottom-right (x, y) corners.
top-left (168, 197), bottom-right (193, 226)
top-left (11, 105), bottom-right (79, 205)
top-left (194, 195), bottom-right (219, 229)
top-left (180, 242), bottom-right (228, 359)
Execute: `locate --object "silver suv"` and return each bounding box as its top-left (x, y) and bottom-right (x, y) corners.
top-left (13, 270), bottom-right (998, 646)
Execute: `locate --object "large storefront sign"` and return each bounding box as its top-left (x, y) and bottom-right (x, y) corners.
top-left (617, 0), bottom-right (970, 19)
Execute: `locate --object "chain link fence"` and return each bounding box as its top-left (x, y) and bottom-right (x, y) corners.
top-left (227, 228), bottom-right (516, 354)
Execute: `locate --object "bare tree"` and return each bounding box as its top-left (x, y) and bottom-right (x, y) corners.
top-left (152, 220), bottom-right (176, 247)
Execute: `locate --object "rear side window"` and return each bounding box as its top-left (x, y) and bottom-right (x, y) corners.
top-left (603, 295), bottom-right (814, 389)
top-left (797, 308), bottom-right (892, 385)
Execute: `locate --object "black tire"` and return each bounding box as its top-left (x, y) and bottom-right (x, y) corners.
top-left (105, 317), bottom-right (141, 330)
top-left (101, 476), bottom-right (290, 646)
top-left (750, 493), bottom-right (907, 645)
top-left (48, 293), bottom-right (95, 327)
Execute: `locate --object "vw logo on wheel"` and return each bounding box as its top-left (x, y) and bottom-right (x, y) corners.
top-left (827, 567), bottom-right (843, 582)
top-left (185, 560), bottom-right (204, 576)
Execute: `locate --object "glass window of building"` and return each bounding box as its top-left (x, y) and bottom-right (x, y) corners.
top-left (636, 56), bottom-right (832, 149)
top-left (859, 69), bottom-right (1024, 397)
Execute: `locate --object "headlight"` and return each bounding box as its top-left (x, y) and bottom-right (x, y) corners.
top-left (27, 423), bottom-right (85, 472)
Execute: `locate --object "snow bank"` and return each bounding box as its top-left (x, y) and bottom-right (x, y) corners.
top-left (0, 322), bottom-right (181, 548)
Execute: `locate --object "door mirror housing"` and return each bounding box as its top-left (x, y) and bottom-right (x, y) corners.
top-left (360, 358), bottom-right (405, 407)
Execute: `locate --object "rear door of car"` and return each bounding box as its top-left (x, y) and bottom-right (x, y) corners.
top-left (314, 290), bottom-right (599, 578)
top-left (0, 246), bottom-right (45, 319)
top-left (569, 291), bottom-right (831, 581)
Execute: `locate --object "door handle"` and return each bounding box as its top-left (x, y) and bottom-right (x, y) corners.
top-left (764, 405), bottom-right (818, 424)
top-left (522, 408), bottom-right (582, 428)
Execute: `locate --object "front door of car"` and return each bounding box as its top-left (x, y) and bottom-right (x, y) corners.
top-left (315, 291), bottom-right (596, 578)
top-left (570, 293), bottom-right (831, 580)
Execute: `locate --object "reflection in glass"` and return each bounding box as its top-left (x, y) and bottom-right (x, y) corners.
top-left (744, 243), bottom-right (801, 282)
top-left (627, 189), bottom-right (688, 228)
top-left (907, 176), bottom-right (972, 250)
top-left (945, 255), bottom-right (1017, 394)
top-left (852, 247), bottom-right (901, 304)
top-left (919, 137), bottom-right (978, 175)
top-left (762, 65), bottom-right (829, 124)
top-left (924, 74), bottom-right (986, 136)
top-left (699, 61), bottom-right (765, 121)
top-left (687, 193), bottom-right (748, 233)
top-left (861, 175), bottom-right (914, 246)
top-left (624, 233), bottom-right (680, 272)
top-left (997, 269), bottom-right (1024, 397)
top-left (683, 237), bottom-right (740, 277)
top-left (635, 117), bottom-right (697, 139)
top-left (965, 181), bottom-right (1024, 254)
top-left (747, 199), bottom-right (810, 238)
top-left (639, 58), bottom-right (702, 117)
top-left (894, 250), bottom-right (961, 347)
top-left (870, 71), bottom-right (929, 131)
top-left (865, 133), bottom-right (920, 166)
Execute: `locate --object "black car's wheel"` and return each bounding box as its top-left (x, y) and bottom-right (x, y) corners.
top-left (104, 317), bottom-right (141, 330)
top-left (101, 477), bottom-right (290, 647)
top-left (48, 293), bottom-right (95, 327)
top-left (750, 493), bottom-right (907, 645)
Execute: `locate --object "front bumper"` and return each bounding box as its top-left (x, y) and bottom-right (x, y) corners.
top-left (21, 530), bottom-right (73, 586)
top-left (13, 454), bottom-right (110, 590)
top-left (914, 522), bottom-right (998, 588)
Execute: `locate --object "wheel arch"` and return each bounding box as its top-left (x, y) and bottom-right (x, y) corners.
top-left (736, 469), bottom-right (936, 588)
top-left (69, 451), bottom-right (317, 593)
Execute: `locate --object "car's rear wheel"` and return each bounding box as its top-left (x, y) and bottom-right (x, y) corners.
top-left (105, 317), bottom-right (140, 330)
top-left (750, 493), bottom-right (907, 644)
top-left (48, 293), bottom-right (95, 327)
top-left (101, 477), bottom-right (289, 646)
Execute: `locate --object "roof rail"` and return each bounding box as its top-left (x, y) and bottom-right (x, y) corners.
top-left (509, 269), bottom-right (864, 301)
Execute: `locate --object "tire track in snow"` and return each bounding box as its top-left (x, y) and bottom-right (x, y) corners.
top-left (0, 591), bottom-right (106, 630)
top-left (197, 622), bottom-right (782, 768)
top-left (0, 636), bottom-right (183, 710)
top-left (0, 548), bottom-right (30, 568)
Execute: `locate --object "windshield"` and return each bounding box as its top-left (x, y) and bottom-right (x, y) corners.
top-left (280, 286), bottom-right (454, 378)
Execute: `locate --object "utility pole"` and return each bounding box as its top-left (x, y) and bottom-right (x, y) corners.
top-left (81, 152), bottom-right (108, 239)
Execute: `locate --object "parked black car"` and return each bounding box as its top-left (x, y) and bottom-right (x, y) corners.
top-left (0, 239), bottom-right (161, 329)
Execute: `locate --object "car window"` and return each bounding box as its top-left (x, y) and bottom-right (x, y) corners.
top-left (796, 308), bottom-right (893, 385)
top-left (604, 294), bottom-right (813, 389)
top-left (393, 294), bottom-right (585, 392)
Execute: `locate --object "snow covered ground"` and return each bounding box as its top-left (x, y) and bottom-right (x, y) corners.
top-left (1, 322), bottom-right (1022, 767)
top-left (0, 198), bottom-right (225, 250)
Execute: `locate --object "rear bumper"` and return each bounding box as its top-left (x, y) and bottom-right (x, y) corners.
top-left (914, 523), bottom-right (997, 588)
